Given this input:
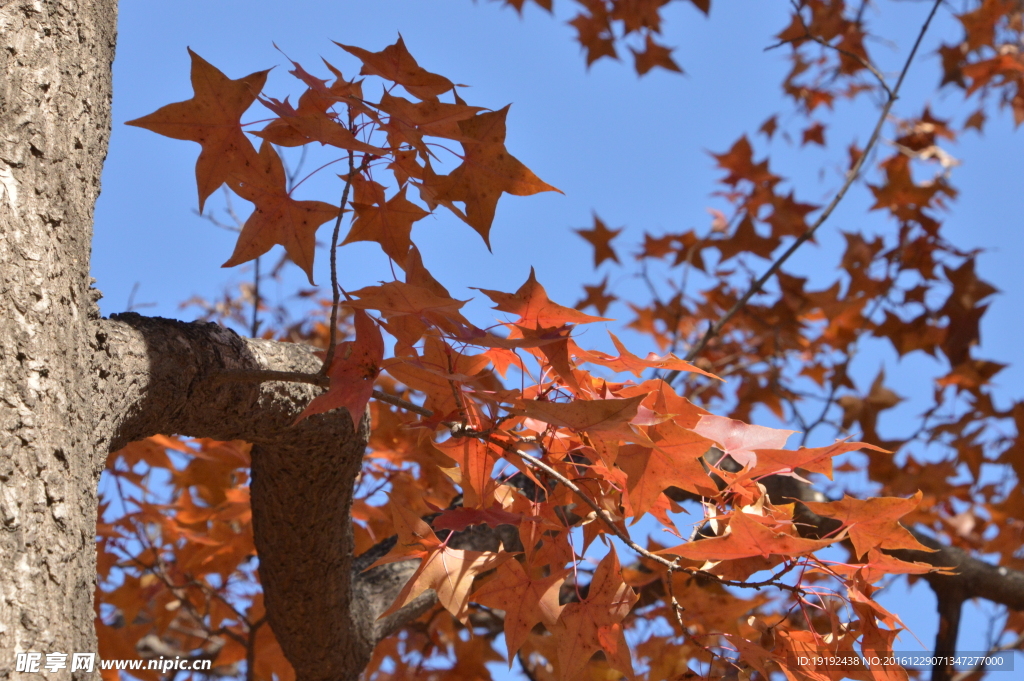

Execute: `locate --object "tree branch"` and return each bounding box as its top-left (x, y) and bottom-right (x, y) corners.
top-left (666, 0), bottom-right (943, 375)
top-left (91, 313), bottom-right (428, 681)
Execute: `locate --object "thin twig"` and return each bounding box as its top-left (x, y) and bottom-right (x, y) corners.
top-left (666, 0), bottom-right (943, 384)
top-left (321, 147), bottom-right (358, 375)
top-left (251, 256), bottom-right (261, 338)
top-left (321, 151), bottom-right (373, 375)
top-left (370, 389), bottom-right (433, 418)
top-left (766, 0), bottom-right (893, 99)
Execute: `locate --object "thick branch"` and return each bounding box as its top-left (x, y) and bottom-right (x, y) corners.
top-left (91, 313), bottom-right (425, 681)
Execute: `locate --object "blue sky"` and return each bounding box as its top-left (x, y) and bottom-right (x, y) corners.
top-left (93, 0), bottom-right (1023, 673)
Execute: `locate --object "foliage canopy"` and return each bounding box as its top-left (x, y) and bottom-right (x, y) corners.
top-left (96, 2), bottom-right (1024, 680)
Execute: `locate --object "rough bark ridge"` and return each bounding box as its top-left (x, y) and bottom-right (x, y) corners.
top-left (0, 1), bottom-right (117, 676)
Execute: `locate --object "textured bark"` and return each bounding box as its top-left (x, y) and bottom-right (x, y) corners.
top-left (1, 2), bottom-right (1023, 681)
top-left (0, 1), bottom-right (117, 678)
top-left (93, 314), bottom-right (427, 681)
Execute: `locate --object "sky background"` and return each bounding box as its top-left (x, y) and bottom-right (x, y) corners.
top-left (92, 0), bottom-right (1023, 675)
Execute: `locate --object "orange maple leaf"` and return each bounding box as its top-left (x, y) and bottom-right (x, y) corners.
top-left (576, 214), bottom-right (622, 267)
top-left (370, 502), bottom-right (506, 623)
top-left (255, 94), bottom-right (386, 156)
top-left (472, 560), bottom-right (567, 661)
top-left (577, 277), bottom-right (618, 316)
top-left (801, 491), bottom-right (934, 559)
top-left (126, 49), bottom-right (268, 212)
top-left (432, 438), bottom-right (499, 509)
top-left (630, 35), bottom-right (683, 76)
top-left (552, 548), bottom-right (637, 680)
top-left (477, 268), bottom-right (609, 327)
top-left (514, 393), bottom-right (646, 433)
top-left (617, 421), bottom-right (716, 517)
top-left (579, 333), bottom-right (721, 380)
top-left (337, 36), bottom-right (454, 100)
top-left (377, 92), bottom-right (484, 151)
top-left (690, 414), bottom-right (796, 469)
top-left (348, 280), bottom-right (468, 319)
top-left (342, 186), bottom-right (430, 262)
top-left (569, 10), bottom-right (618, 66)
top-left (732, 439), bottom-right (889, 485)
top-left (436, 107), bottom-right (561, 246)
top-left (294, 309), bottom-right (383, 424)
top-left (661, 511), bottom-right (835, 561)
top-left (221, 142), bottom-right (340, 283)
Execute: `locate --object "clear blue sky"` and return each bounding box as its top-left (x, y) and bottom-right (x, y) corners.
top-left (93, 0), bottom-right (1023, 673)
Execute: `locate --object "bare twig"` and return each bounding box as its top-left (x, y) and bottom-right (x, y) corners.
top-left (370, 389), bottom-right (433, 418)
top-left (666, 0), bottom-right (943, 383)
top-left (321, 150), bottom-right (373, 375)
top-left (766, 0), bottom-right (893, 98)
top-left (251, 256), bottom-right (261, 338)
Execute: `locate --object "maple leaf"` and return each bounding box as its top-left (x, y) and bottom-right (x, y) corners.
top-left (661, 511), bottom-right (834, 561)
top-left (476, 268), bottom-right (609, 327)
top-left (436, 106), bottom-right (561, 246)
top-left (714, 215), bottom-right (780, 262)
top-left (712, 136), bottom-right (779, 187)
top-left (630, 34), bottom-right (683, 76)
top-left (836, 369), bottom-right (902, 443)
top-left (221, 142), bottom-right (340, 283)
top-left (514, 393), bottom-right (646, 432)
top-left (126, 49), bottom-right (268, 212)
top-left (576, 214), bottom-right (622, 267)
top-left (337, 36), bottom-right (454, 100)
top-left (569, 10), bottom-right (618, 66)
top-left (342, 186), bottom-right (430, 262)
top-left (799, 122), bottom-right (825, 147)
top-left (377, 92), bottom-right (484, 150)
top-left (472, 559), bottom-right (566, 661)
top-left (255, 94), bottom-right (386, 155)
top-left (294, 309), bottom-right (383, 424)
top-left (579, 333), bottom-right (721, 380)
top-left (347, 280), bottom-right (468, 319)
top-left (802, 491), bottom-right (934, 559)
top-left (690, 414), bottom-right (796, 469)
top-left (431, 506), bottom-right (531, 532)
top-left (552, 548), bottom-right (637, 680)
top-left (577, 277), bottom-right (618, 316)
top-left (733, 439), bottom-right (889, 485)
top-left (432, 438), bottom-right (499, 508)
top-left (617, 421), bottom-right (716, 518)
top-left (370, 502), bottom-right (507, 622)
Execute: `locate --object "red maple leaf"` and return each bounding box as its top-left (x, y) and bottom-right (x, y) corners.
top-left (126, 49), bottom-right (268, 212)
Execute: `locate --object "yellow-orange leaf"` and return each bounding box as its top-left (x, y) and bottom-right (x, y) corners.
top-left (515, 393), bottom-right (646, 432)
top-left (436, 106), bottom-right (561, 246)
top-left (661, 511), bottom-right (834, 561)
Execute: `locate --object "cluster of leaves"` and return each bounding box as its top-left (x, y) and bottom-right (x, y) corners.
top-left (96, 1), bottom-right (1024, 680)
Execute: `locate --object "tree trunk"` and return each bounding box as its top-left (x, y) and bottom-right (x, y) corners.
top-left (0, 1), bottom-right (118, 677)
top-left (0, 6), bottom-right (428, 680)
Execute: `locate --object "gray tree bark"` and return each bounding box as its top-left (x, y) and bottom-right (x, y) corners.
top-left (1, 0), bottom-right (119, 676)
top-left (2, 4), bottom-right (1024, 681)
top-left (0, 4), bottom-right (421, 681)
